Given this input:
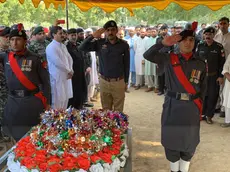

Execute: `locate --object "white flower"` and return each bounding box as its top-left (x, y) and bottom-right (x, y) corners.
top-left (89, 163), bottom-right (104, 172)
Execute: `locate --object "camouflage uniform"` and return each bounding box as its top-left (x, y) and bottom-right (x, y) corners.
top-left (28, 40), bottom-right (50, 62)
top-left (0, 48), bottom-right (7, 121)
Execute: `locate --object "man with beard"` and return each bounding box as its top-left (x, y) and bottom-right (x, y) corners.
top-left (0, 24), bottom-right (51, 141)
top-left (214, 17), bottom-right (230, 118)
top-left (28, 26), bottom-right (50, 61)
top-left (196, 27), bottom-right (225, 124)
top-left (145, 27), bottom-right (158, 92)
top-left (46, 26), bottom-right (73, 109)
top-left (79, 20), bottom-right (130, 112)
top-left (135, 26), bottom-right (141, 37)
top-left (156, 24), bottom-right (173, 95)
top-left (134, 27), bottom-right (149, 90)
top-left (76, 27), bottom-right (93, 107)
top-left (144, 23), bottom-right (206, 172)
top-left (0, 27), bottom-right (10, 147)
top-left (66, 29), bottom-right (87, 109)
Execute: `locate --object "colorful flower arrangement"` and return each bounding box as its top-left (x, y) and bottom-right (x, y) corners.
top-left (7, 108), bottom-right (129, 172)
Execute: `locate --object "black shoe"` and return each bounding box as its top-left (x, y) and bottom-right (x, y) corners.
top-left (220, 111), bottom-right (225, 118)
top-left (157, 92), bottom-right (164, 96)
top-left (201, 115), bottom-right (206, 121)
top-left (215, 108), bottom-right (221, 113)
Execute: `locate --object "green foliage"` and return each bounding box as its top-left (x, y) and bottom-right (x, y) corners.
top-left (0, 0), bottom-right (230, 29)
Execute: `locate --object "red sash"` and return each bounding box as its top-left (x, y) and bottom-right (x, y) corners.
top-left (8, 52), bottom-right (47, 109)
top-left (170, 53), bottom-right (203, 120)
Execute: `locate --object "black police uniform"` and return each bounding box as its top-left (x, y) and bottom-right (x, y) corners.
top-left (66, 29), bottom-right (87, 109)
top-left (144, 38), bottom-right (206, 163)
top-left (78, 20), bottom-right (130, 112)
top-left (196, 27), bottom-right (225, 119)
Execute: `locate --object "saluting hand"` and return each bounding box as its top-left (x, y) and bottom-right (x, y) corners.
top-left (93, 28), bottom-right (105, 38)
top-left (162, 34), bottom-right (182, 46)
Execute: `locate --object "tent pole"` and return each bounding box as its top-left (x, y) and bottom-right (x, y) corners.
top-left (66, 0), bottom-right (69, 30)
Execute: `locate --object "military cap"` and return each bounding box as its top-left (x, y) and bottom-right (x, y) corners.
top-left (203, 27), bottom-right (215, 34)
top-left (103, 20), bottom-right (118, 29)
top-left (160, 24), bottom-right (168, 30)
top-left (179, 30), bottom-right (195, 41)
top-left (0, 27), bottom-right (10, 37)
top-left (76, 28), bottom-right (84, 34)
top-left (33, 26), bottom-right (44, 35)
top-left (67, 28), bottom-right (77, 34)
top-left (9, 23), bottom-right (27, 39)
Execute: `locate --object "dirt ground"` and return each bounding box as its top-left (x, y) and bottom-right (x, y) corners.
top-left (120, 87), bottom-right (230, 172)
top-left (1, 87), bottom-right (230, 172)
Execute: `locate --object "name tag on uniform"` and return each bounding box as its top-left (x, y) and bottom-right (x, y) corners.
top-left (211, 50), bottom-right (217, 53)
top-left (6, 61), bottom-right (10, 65)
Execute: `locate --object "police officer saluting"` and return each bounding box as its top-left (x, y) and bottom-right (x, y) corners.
top-left (0, 24), bottom-right (51, 141)
top-left (196, 27), bottom-right (225, 124)
top-left (79, 20), bottom-right (130, 112)
top-left (144, 22), bottom-right (206, 172)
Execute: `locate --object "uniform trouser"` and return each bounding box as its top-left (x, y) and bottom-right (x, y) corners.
top-left (99, 77), bottom-right (125, 112)
top-left (145, 75), bottom-right (154, 88)
top-left (84, 73), bottom-right (90, 102)
top-left (203, 76), bottom-right (220, 118)
top-left (159, 73), bottom-right (165, 93)
top-left (136, 75), bottom-right (144, 86)
top-left (225, 107), bottom-right (230, 123)
top-left (165, 148), bottom-right (194, 162)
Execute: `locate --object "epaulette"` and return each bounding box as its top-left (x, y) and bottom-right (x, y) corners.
top-left (216, 42), bottom-right (224, 48)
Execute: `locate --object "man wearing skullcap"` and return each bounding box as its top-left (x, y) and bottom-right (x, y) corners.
top-left (0, 24), bottom-right (51, 141)
top-left (28, 26), bottom-right (50, 62)
top-left (196, 27), bottom-right (225, 124)
top-left (79, 20), bottom-right (130, 112)
top-left (144, 22), bottom-right (206, 172)
top-left (0, 26), bottom-right (10, 145)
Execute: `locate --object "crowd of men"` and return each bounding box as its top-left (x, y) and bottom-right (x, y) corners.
top-left (0, 16), bottom-right (230, 172)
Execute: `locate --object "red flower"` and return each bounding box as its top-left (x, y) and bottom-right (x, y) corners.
top-left (39, 162), bottom-right (48, 171)
top-left (98, 152), bottom-right (113, 164)
top-left (77, 157), bottom-right (90, 170)
top-left (49, 163), bottom-right (62, 172)
top-left (90, 154), bottom-right (101, 163)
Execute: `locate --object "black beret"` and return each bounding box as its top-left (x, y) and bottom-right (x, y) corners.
top-left (76, 28), bottom-right (84, 34)
top-left (67, 28), bottom-right (77, 34)
top-left (0, 27), bottom-right (10, 36)
top-left (179, 29), bottom-right (195, 42)
top-left (32, 26), bottom-right (44, 35)
top-left (103, 20), bottom-right (118, 29)
top-left (203, 27), bottom-right (215, 34)
top-left (9, 24), bottom-right (27, 39)
top-left (160, 24), bottom-right (168, 30)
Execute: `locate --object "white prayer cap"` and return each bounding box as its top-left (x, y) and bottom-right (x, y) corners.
top-left (127, 27), bottom-right (135, 31)
top-left (85, 28), bottom-right (93, 33)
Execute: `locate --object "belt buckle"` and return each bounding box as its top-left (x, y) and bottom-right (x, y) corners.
top-left (16, 90), bottom-right (25, 97)
top-left (180, 93), bottom-right (190, 101)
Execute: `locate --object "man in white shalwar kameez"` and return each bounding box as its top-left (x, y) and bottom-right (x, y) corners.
top-left (134, 28), bottom-right (149, 90)
top-left (221, 55), bottom-right (230, 127)
top-left (46, 26), bottom-right (73, 109)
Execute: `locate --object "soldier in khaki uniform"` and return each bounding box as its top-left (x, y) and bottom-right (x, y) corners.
top-left (79, 20), bottom-right (130, 112)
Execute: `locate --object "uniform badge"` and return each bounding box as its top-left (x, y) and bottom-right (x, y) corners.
top-left (192, 70), bottom-right (201, 84)
top-left (21, 59), bottom-right (26, 71)
top-left (26, 60), bottom-right (32, 71)
top-left (102, 44), bottom-right (107, 49)
top-left (190, 69), bottom-right (196, 83)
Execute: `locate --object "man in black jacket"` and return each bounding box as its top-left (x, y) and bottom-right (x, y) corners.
top-left (66, 28), bottom-right (87, 109)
